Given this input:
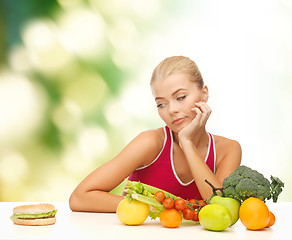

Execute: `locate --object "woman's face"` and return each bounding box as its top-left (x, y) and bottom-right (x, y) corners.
top-left (151, 72), bottom-right (208, 133)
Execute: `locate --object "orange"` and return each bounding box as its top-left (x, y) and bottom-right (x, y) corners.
top-left (239, 197), bottom-right (270, 230)
top-left (159, 209), bottom-right (182, 228)
top-left (265, 211), bottom-right (276, 228)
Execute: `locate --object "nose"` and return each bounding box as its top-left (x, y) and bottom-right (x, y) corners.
top-left (168, 101), bottom-right (179, 115)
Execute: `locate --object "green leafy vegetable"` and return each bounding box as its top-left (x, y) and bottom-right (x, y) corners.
top-left (10, 210), bottom-right (57, 220)
top-left (222, 165), bottom-right (284, 203)
top-left (124, 180), bottom-right (180, 219)
top-left (269, 176), bottom-right (284, 202)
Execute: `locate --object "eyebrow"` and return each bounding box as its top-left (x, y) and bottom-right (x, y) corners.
top-left (155, 88), bottom-right (187, 101)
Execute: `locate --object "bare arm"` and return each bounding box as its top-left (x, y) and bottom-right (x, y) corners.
top-left (178, 102), bottom-right (241, 200)
top-left (69, 130), bottom-right (163, 213)
top-left (180, 138), bottom-right (241, 200)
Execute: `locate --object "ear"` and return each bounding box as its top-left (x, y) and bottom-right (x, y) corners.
top-left (201, 85), bottom-right (209, 102)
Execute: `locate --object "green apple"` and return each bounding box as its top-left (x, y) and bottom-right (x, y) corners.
top-left (209, 195), bottom-right (240, 225)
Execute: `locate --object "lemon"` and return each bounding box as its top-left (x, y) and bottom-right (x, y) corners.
top-left (199, 204), bottom-right (232, 231)
top-left (116, 199), bottom-right (150, 225)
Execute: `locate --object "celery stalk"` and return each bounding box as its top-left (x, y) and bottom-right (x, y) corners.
top-left (124, 188), bottom-right (163, 209)
top-left (124, 181), bottom-right (183, 220)
top-left (126, 180), bottom-right (180, 200)
top-left (131, 192), bottom-right (164, 209)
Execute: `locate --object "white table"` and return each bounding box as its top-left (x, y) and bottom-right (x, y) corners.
top-left (0, 202), bottom-right (290, 239)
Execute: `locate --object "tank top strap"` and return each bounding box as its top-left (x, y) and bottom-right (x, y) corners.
top-left (164, 125), bottom-right (172, 145)
top-left (134, 126), bottom-right (172, 170)
top-left (206, 133), bottom-right (216, 173)
top-left (158, 126), bottom-right (172, 163)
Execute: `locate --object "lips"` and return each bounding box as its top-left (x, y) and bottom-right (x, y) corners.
top-left (172, 118), bottom-right (185, 125)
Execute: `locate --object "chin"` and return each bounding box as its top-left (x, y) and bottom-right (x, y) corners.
top-left (169, 124), bottom-right (185, 134)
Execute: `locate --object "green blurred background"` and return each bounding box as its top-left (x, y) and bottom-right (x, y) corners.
top-left (0, 0), bottom-right (291, 202)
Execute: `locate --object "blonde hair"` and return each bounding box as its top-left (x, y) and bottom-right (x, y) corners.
top-left (150, 56), bottom-right (204, 88)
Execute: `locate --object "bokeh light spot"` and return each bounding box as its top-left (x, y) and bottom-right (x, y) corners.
top-left (77, 126), bottom-right (109, 160)
top-left (0, 152), bottom-right (28, 183)
top-left (104, 100), bottom-right (130, 127)
top-left (58, 7), bottom-right (106, 58)
top-left (62, 73), bottom-right (108, 115)
top-left (0, 72), bottom-right (47, 147)
top-left (52, 99), bottom-right (82, 133)
top-left (22, 19), bottom-right (72, 74)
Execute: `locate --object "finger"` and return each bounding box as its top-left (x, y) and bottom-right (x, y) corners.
top-left (200, 102), bottom-right (211, 112)
top-left (196, 102), bottom-right (211, 117)
top-left (193, 107), bottom-right (203, 120)
top-left (195, 102), bottom-right (209, 118)
top-left (195, 102), bottom-right (208, 113)
top-left (203, 103), bottom-right (212, 118)
top-left (195, 103), bottom-right (210, 126)
top-left (191, 106), bottom-right (201, 112)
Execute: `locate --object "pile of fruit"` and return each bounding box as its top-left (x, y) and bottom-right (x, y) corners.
top-left (154, 192), bottom-right (207, 228)
top-left (116, 165), bottom-right (284, 231)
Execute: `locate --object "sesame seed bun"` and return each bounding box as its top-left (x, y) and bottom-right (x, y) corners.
top-left (12, 203), bottom-right (56, 226)
top-left (13, 203), bottom-right (55, 215)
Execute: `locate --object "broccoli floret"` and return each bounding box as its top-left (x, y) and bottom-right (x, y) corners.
top-left (223, 186), bottom-right (240, 202)
top-left (222, 165), bottom-right (284, 203)
top-left (235, 178), bottom-right (258, 200)
top-left (223, 171), bottom-right (243, 187)
top-left (257, 184), bottom-right (271, 201)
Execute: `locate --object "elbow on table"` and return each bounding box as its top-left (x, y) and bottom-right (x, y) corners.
top-left (69, 191), bottom-right (83, 212)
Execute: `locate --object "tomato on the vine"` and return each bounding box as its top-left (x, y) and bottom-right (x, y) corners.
top-left (186, 199), bottom-right (207, 211)
top-left (198, 199), bottom-right (207, 206)
top-left (174, 198), bottom-right (186, 211)
top-left (188, 199), bottom-right (197, 205)
top-left (182, 208), bottom-right (194, 220)
top-left (192, 210), bottom-right (199, 222)
top-left (163, 197), bottom-right (174, 209)
top-left (154, 191), bottom-right (165, 202)
top-left (186, 199), bottom-right (197, 210)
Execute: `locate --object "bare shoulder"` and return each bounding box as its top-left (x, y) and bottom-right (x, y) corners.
top-left (137, 127), bottom-right (165, 151)
top-left (137, 127), bottom-right (165, 144)
top-left (132, 127), bottom-right (165, 166)
top-left (213, 135), bottom-right (241, 151)
top-left (213, 135), bottom-right (242, 166)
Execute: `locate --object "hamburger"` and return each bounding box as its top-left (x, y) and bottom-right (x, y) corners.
top-left (10, 203), bottom-right (57, 226)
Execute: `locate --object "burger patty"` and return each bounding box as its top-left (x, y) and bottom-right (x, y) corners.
top-left (18, 215), bottom-right (56, 220)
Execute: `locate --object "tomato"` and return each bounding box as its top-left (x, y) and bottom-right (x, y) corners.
top-left (182, 208), bottom-right (194, 220)
top-left (198, 199), bottom-right (207, 206)
top-left (187, 199), bottom-right (207, 211)
top-left (174, 199), bottom-right (186, 211)
top-left (188, 199), bottom-right (197, 205)
top-left (163, 197), bottom-right (174, 209)
top-left (154, 191), bottom-right (165, 202)
top-left (192, 210), bottom-right (199, 222)
top-left (186, 199), bottom-right (197, 210)
top-left (160, 209), bottom-right (182, 228)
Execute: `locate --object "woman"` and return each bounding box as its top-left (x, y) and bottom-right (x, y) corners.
top-left (69, 56), bottom-right (241, 212)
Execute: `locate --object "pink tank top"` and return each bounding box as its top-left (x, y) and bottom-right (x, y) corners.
top-left (128, 126), bottom-right (216, 200)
